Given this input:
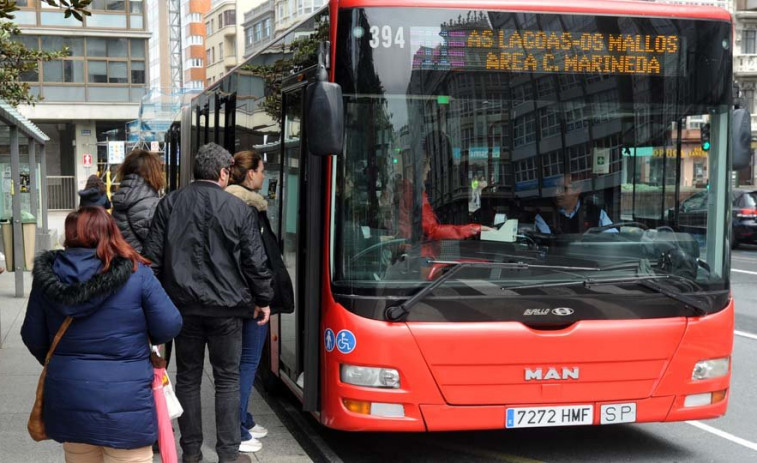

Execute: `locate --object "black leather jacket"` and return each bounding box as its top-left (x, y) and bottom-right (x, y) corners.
top-left (143, 181), bottom-right (273, 318)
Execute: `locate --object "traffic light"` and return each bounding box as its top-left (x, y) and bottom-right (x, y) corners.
top-left (700, 123), bottom-right (711, 151)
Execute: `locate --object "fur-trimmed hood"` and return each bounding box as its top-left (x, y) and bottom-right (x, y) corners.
top-left (225, 184), bottom-right (268, 211)
top-left (32, 249), bottom-right (133, 318)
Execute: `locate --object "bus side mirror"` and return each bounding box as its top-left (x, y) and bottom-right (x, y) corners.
top-left (733, 108), bottom-right (752, 171)
top-left (306, 81), bottom-right (344, 156)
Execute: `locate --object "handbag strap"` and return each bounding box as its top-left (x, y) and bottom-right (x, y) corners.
top-left (43, 317), bottom-right (73, 367)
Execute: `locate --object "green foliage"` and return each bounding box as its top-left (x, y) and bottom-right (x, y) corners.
top-left (0, 21), bottom-right (69, 106)
top-left (0, 0), bottom-right (91, 105)
top-left (241, 19), bottom-right (329, 123)
top-left (1, 0), bottom-right (92, 20)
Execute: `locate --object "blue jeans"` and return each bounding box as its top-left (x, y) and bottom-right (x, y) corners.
top-left (239, 318), bottom-right (268, 441)
top-left (175, 316), bottom-right (243, 463)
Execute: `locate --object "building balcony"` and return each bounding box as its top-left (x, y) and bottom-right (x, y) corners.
top-left (224, 55), bottom-right (237, 68)
top-left (735, 54), bottom-right (757, 76)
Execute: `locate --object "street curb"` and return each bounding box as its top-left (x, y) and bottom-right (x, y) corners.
top-left (255, 382), bottom-right (343, 463)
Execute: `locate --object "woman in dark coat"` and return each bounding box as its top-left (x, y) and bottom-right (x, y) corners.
top-left (21, 206), bottom-right (182, 462)
top-left (226, 150), bottom-right (294, 453)
top-left (78, 174), bottom-right (111, 209)
top-left (112, 149), bottom-right (164, 254)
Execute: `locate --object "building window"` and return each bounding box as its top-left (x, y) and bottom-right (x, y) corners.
top-left (43, 60), bottom-right (84, 82)
top-left (513, 113), bottom-right (536, 147)
top-left (129, 0), bottom-right (142, 13)
top-left (90, 0), bottom-right (126, 10)
top-left (539, 106), bottom-right (561, 138)
top-left (515, 158), bottom-right (537, 184)
top-left (264, 18), bottom-right (271, 38)
top-left (186, 35), bottom-right (203, 46)
top-left (223, 10), bottom-right (236, 28)
top-left (88, 60), bottom-right (108, 83)
top-left (567, 143), bottom-right (592, 180)
top-left (542, 150), bottom-right (562, 178)
top-left (206, 48), bottom-right (211, 63)
top-left (743, 30), bottom-right (756, 55)
top-left (245, 27), bottom-right (253, 45)
top-left (744, 89), bottom-right (755, 113)
top-left (87, 38), bottom-right (127, 57)
top-left (219, 45), bottom-right (223, 60)
top-left (255, 22), bottom-right (262, 42)
top-left (131, 61), bottom-right (145, 83)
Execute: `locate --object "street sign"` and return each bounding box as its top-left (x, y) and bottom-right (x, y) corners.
top-left (108, 141), bottom-right (126, 164)
top-left (82, 153), bottom-right (93, 167)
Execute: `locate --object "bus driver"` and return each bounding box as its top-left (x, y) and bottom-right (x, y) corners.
top-left (534, 174), bottom-right (615, 234)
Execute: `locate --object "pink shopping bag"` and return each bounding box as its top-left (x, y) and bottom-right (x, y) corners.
top-left (153, 367), bottom-right (178, 463)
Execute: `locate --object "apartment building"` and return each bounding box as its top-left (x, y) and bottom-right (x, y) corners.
top-left (181, 0), bottom-right (211, 90)
top-left (274, 0), bottom-right (325, 35)
top-left (13, 1), bottom-right (150, 202)
top-left (204, 0), bottom-right (260, 85)
top-left (242, 0), bottom-right (274, 58)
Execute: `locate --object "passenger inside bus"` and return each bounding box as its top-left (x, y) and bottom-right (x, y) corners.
top-left (396, 131), bottom-right (493, 256)
top-left (533, 174), bottom-right (616, 234)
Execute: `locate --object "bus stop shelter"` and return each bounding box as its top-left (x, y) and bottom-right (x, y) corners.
top-left (0, 99), bottom-right (50, 302)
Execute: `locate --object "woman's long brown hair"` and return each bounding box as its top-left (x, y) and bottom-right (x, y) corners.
top-left (116, 149), bottom-right (166, 192)
top-left (64, 206), bottom-right (151, 272)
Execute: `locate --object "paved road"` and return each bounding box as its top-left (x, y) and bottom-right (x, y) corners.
top-left (286, 247), bottom-right (757, 462)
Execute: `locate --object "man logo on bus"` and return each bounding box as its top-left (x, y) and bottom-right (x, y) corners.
top-left (525, 367), bottom-right (580, 381)
top-left (552, 307), bottom-right (575, 316)
top-left (324, 328), bottom-right (335, 352)
top-left (336, 329), bottom-right (357, 354)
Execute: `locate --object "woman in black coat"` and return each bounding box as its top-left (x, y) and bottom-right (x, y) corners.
top-left (226, 150), bottom-right (294, 453)
top-left (112, 149), bottom-right (164, 254)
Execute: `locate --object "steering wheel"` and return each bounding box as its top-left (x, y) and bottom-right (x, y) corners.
top-left (349, 238), bottom-right (408, 263)
top-left (584, 221), bottom-right (648, 234)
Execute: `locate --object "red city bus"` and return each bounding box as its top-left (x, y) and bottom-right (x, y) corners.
top-left (166, 0), bottom-right (751, 431)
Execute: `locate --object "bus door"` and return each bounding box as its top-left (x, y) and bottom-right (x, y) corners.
top-left (276, 84), bottom-right (323, 412)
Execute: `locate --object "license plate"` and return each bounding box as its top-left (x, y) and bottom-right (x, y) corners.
top-left (600, 403), bottom-right (637, 424)
top-left (506, 405), bottom-right (593, 428)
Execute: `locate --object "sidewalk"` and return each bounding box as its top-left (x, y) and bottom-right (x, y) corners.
top-left (0, 270), bottom-right (311, 463)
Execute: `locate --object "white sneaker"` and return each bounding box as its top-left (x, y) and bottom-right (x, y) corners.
top-left (239, 437), bottom-right (262, 453)
top-left (248, 424), bottom-right (268, 439)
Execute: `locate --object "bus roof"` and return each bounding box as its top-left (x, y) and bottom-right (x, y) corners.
top-left (336, 0), bottom-right (732, 22)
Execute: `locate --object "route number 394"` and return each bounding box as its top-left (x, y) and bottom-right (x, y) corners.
top-left (369, 26), bottom-right (405, 48)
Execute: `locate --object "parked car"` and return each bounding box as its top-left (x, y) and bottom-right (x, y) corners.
top-left (673, 189), bottom-right (757, 248)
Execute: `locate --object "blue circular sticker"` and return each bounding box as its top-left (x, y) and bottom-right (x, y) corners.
top-left (324, 328), bottom-right (335, 352)
top-left (335, 330), bottom-right (357, 354)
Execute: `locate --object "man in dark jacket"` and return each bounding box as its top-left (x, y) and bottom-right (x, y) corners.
top-left (143, 143), bottom-right (273, 463)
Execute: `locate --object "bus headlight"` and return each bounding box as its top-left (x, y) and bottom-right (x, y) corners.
top-left (340, 364), bottom-right (400, 388)
top-left (692, 357), bottom-right (729, 380)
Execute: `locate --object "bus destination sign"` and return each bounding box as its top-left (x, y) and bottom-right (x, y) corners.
top-left (410, 27), bottom-right (682, 76)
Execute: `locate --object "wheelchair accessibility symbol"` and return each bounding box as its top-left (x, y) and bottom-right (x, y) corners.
top-left (335, 330), bottom-right (356, 354)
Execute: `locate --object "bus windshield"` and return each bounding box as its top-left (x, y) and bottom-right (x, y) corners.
top-left (332, 7), bottom-right (732, 303)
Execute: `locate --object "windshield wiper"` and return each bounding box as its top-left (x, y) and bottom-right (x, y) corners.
top-left (384, 260), bottom-right (608, 321)
top-left (507, 275), bottom-right (708, 316)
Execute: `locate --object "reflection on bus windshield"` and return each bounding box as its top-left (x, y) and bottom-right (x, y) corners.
top-left (333, 8), bottom-right (731, 292)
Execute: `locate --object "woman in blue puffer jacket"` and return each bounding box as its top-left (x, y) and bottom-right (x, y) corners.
top-left (21, 206), bottom-right (182, 462)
